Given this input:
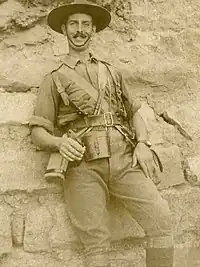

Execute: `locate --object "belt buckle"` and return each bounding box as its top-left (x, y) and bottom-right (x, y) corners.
top-left (104, 112), bottom-right (114, 127)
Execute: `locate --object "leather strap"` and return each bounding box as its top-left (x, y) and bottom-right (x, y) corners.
top-left (68, 113), bottom-right (122, 129)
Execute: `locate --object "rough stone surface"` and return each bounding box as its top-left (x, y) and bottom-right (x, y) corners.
top-left (11, 9), bottom-right (47, 30)
top-left (0, 126), bottom-right (62, 194)
top-left (162, 98), bottom-right (200, 141)
top-left (11, 213), bottom-right (25, 246)
top-left (0, 149), bottom-right (61, 194)
top-left (154, 145), bottom-right (185, 189)
top-left (0, 78), bottom-right (32, 92)
top-left (162, 186), bottom-right (200, 244)
top-left (0, 93), bottom-right (36, 125)
top-left (185, 155), bottom-right (200, 185)
top-left (48, 204), bottom-right (80, 249)
top-left (0, 248), bottom-right (64, 267)
top-left (24, 207), bottom-right (54, 252)
top-left (0, 206), bottom-right (12, 257)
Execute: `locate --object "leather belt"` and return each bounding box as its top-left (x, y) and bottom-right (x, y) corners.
top-left (69, 112), bottom-right (122, 129)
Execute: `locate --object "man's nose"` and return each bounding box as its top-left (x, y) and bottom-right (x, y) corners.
top-left (78, 22), bottom-right (82, 32)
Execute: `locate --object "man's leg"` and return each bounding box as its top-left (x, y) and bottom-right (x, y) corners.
top-left (63, 159), bottom-right (111, 267)
top-left (109, 165), bottom-right (174, 267)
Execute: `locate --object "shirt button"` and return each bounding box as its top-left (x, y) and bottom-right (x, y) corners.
top-left (77, 110), bottom-right (82, 115)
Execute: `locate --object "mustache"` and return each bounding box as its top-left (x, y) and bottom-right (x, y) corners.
top-left (73, 31), bottom-right (88, 38)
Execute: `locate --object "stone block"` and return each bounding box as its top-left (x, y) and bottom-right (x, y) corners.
top-left (0, 132), bottom-right (57, 194)
top-left (185, 155), bottom-right (200, 185)
top-left (0, 78), bottom-right (31, 92)
top-left (0, 148), bottom-right (62, 194)
top-left (49, 204), bottom-right (80, 249)
top-left (0, 206), bottom-right (12, 256)
top-left (11, 9), bottom-right (47, 30)
top-left (0, 0), bottom-right (24, 15)
top-left (162, 186), bottom-right (200, 242)
top-left (0, 48), bottom-right (59, 87)
top-left (0, 125), bottom-right (62, 194)
top-left (11, 213), bottom-right (25, 246)
top-left (162, 99), bottom-right (200, 140)
top-left (24, 207), bottom-right (53, 252)
top-left (3, 25), bottom-right (49, 48)
top-left (153, 145), bottom-right (185, 189)
top-left (0, 93), bottom-right (36, 125)
top-left (0, 248), bottom-right (64, 267)
top-left (186, 245), bottom-right (200, 267)
top-left (0, 15), bottom-right (10, 31)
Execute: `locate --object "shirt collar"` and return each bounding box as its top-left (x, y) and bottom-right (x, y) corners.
top-left (62, 53), bottom-right (99, 69)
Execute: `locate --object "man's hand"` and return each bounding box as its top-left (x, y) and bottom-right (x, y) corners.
top-left (58, 135), bottom-right (85, 162)
top-left (132, 142), bottom-right (161, 185)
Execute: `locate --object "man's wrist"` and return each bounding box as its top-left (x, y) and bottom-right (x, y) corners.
top-left (52, 136), bottom-right (62, 151)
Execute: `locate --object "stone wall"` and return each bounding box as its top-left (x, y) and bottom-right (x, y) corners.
top-left (1, 0), bottom-right (200, 266)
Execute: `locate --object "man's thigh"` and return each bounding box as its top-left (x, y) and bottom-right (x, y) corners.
top-left (109, 165), bottom-right (172, 237)
top-left (64, 162), bottom-right (109, 229)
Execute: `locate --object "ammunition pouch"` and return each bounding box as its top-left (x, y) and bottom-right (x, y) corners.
top-left (83, 130), bottom-right (111, 161)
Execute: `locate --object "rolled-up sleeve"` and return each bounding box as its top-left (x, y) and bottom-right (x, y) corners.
top-left (29, 74), bottom-right (60, 134)
top-left (119, 69), bottom-right (141, 119)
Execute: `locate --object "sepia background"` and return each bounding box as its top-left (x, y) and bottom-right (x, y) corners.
top-left (0, 0), bottom-right (200, 266)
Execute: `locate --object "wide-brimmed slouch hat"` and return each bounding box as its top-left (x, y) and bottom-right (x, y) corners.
top-left (47, 0), bottom-right (111, 34)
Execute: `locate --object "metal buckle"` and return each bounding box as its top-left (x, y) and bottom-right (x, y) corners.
top-left (104, 112), bottom-right (114, 127)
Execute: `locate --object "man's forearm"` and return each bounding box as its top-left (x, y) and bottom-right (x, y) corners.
top-left (132, 111), bottom-right (149, 142)
top-left (31, 126), bottom-right (61, 151)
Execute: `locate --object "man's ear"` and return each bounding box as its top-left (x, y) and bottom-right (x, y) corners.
top-left (61, 24), bottom-right (67, 36)
top-left (92, 25), bottom-right (97, 35)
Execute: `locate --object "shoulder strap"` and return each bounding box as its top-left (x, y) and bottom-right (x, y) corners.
top-left (94, 62), bottom-right (109, 115)
top-left (51, 72), bottom-right (70, 106)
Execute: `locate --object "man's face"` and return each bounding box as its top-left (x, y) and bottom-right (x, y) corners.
top-left (65, 13), bottom-right (96, 51)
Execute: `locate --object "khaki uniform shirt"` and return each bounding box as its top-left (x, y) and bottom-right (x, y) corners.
top-left (29, 54), bottom-right (141, 134)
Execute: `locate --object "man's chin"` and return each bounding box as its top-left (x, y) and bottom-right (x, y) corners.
top-left (68, 39), bottom-right (91, 51)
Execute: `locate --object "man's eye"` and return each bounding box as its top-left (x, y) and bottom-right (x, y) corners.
top-left (83, 23), bottom-right (90, 27)
top-left (69, 21), bottom-right (76, 26)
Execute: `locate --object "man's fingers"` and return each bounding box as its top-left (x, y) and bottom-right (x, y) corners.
top-left (59, 137), bottom-right (85, 161)
top-left (153, 166), bottom-right (161, 185)
top-left (69, 138), bottom-right (85, 153)
top-left (146, 160), bottom-right (161, 185)
top-left (139, 161), bottom-right (150, 179)
top-left (60, 148), bottom-right (83, 161)
top-left (146, 160), bottom-right (155, 180)
top-left (60, 151), bottom-right (74, 161)
top-left (132, 152), bottom-right (137, 167)
top-left (61, 142), bottom-right (85, 158)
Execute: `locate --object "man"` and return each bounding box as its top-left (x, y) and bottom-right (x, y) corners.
top-left (29, 0), bottom-right (174, 266)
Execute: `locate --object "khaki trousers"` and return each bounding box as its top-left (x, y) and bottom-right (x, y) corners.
top-left (63, 128), bottom-right (173, 267)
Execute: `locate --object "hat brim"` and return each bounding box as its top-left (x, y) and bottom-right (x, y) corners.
top-left (47, 3), bottom-right (111, 34)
